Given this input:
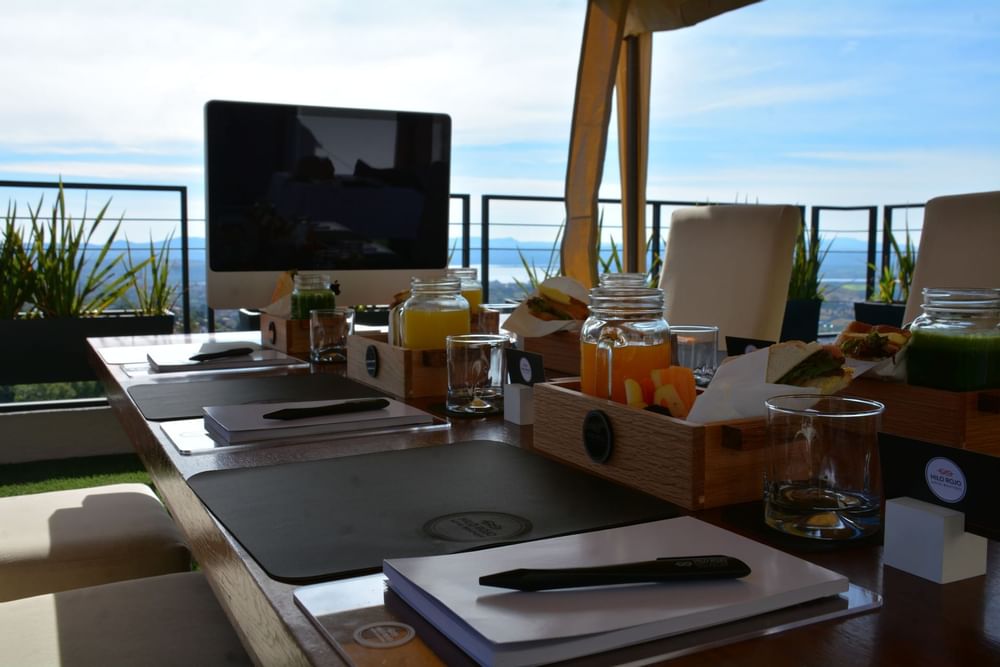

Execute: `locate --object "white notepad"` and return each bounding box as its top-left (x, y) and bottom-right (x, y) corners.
top-left (146, 342), bottom-right (301, 373)
top-left (376, 517), bottom-right (849, 667)
top-left (202, 397), bottom-right (436, 445)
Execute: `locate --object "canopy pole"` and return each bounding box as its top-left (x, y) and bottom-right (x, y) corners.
top-left (562, 0), bottom-right (628, 288)
top-left (616, 33), bottom-right (652, 274)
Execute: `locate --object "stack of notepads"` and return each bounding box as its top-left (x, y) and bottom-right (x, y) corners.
top-left (297, 517), bottom-right (854, 666)
top-left (203, 397), bottom-right (435, 445)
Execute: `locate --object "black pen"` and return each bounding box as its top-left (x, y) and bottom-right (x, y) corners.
top-left (478, 555), bottom-right (751, 592)
top-left (262, 398), bottom-right (390, 421)
top-left (189, 347), bottom-right (255, 362)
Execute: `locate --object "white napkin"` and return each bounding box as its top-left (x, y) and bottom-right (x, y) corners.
top-left (686, 347), bottom-right (818, 424)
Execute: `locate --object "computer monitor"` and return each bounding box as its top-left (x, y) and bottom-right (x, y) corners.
top-left (204, 100), bottom-right (451, 310)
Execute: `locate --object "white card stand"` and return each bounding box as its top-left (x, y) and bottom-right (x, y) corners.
top-left (503, 383), bottom-right (534, 425)
top-left (882, 497), bottom-right (987, 584)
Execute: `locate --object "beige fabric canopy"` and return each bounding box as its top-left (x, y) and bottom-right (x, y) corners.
top-left (562, 0), bottom-right (761, 287)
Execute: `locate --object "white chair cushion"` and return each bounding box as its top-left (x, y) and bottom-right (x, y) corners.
top-left (0, 483), bottom-right (190, 602)
top-left (0, 571), bottom-right (251, 666)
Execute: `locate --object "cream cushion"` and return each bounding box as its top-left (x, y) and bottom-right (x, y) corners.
top-left (659, 204), bottom-right (801, 344)
top-left (0, 483), bottom-right (190, 602)
top-left (903, 190), bottom-right (1000, 324)
top-left (0, 571), bottom-right (251, 666)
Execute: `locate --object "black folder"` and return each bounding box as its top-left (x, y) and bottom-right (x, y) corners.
top-left (188, 440), bottom-right (680, 583)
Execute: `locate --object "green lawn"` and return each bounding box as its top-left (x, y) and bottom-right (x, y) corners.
top-left (0, 454), bottom-right (151, 498)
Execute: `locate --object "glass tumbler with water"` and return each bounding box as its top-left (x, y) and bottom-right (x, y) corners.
top-left (764, 395), bottom-right (885, 540)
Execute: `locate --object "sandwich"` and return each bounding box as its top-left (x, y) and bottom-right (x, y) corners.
top-left (766, 341), bottom-right (854, 393)
top-left (524, 285), bottom-right (589, 321)
top-left (835, 320), bottom-right (911, 361)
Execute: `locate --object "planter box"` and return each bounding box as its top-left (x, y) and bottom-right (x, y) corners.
top-left (531, 379), bottom-right (768, 510)
top-left (0, 311), bottom-right (176, 385)
top-left (345, 332), bottom-right (448, 399)
top-left (853, 301), bottom-right (906, 328)
top-left (780, 298), bottom-right (821, 343)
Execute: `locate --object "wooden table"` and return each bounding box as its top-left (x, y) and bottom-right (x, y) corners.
top-left (90, 333), bottom-right (1000, 667)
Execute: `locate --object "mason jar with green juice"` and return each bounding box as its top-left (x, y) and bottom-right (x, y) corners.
top-left (907, 288), bottom-right (1000, 392)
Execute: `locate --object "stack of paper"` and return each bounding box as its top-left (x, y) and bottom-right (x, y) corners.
top-left (203, 397), bottom-right (435, 445)
top-left (379, 517), bottom-right (849, 666)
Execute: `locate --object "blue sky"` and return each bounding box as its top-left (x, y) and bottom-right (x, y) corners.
top-left (1, 0), bottom-right (998, 243)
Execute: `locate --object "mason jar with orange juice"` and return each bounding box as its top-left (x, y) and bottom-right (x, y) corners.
top-left (446, 267), bottom-right (483, 315)
top-left (580, 287), bottom-right (670, 403)
top-left (392, 276), bottom-right (470, 349)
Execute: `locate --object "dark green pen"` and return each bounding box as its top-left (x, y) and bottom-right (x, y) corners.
top-left (262, 398), bottom-right (390, 421)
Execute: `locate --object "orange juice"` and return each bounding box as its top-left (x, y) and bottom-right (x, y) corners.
top-left (402, 307), bottom-right (470, 349)
top-left (462, 287), bottom-right (482, 315)
top-left (580, 340), bottom-right (671, 403)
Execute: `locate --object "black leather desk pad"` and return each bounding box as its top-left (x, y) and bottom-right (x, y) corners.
top-left (188, 440), bottom-right (680, 583)
top-left (128, 373), bottom-right (385, 421)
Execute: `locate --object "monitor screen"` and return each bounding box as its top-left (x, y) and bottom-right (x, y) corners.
top-left (205, 100), bottom-right (451, 309)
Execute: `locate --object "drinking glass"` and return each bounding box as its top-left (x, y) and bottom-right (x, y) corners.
top-left (446, 334), bottom-right (509, 414)
top-left (671, 325), bottom-right (719, 386)
top-left (764, 394), bottom-right (885, 540)
top-left (309, 307), bottom-right (355, 363)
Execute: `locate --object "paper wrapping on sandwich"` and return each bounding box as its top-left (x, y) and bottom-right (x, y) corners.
top-left (835, 320), bottom-right (911, 381)
top-left (260, 271), bottom-right (295, 318)
top-left (686, 341), bottom-right (854, 424)
top-left (503, 276), bottom-right (589, 338)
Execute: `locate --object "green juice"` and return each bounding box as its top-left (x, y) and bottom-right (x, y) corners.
top-left (291, 290), bottom-right (336, 320)
top-left (907, 329), bottom-right (1000, 391)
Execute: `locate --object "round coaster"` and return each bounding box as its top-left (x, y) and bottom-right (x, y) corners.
top-left (353, 621), bottom-right (416, 649)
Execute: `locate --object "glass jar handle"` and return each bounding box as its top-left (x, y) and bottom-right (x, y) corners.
top-left (596, 327), bottom-right (627, 400)
top-left (389, 303), bottom-right (405, 347)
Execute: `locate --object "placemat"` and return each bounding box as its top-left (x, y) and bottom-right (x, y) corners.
top-left (188, 440), bottom-right (680, 583)
top-left (128, 373), bottom-right (385, 421)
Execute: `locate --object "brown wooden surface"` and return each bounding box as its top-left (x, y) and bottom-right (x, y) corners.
top-left (89, 333), bottom-right (1000, 667)
top-left (841, 377), bottom-right (1000, 455)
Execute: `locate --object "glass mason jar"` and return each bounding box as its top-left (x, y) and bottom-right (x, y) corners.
top-left (580, 286), bottom-right (671, 403)
top-left (390, 276), bottom-right (470, 349)
top-left (446, 267), bottom-right (483, 315)
top-left (598, 272), bottom-right (648, 288)
top-left (291, 273), bottom-right (336, 320)
top-left (907, 288), bottom-right (1000, 391)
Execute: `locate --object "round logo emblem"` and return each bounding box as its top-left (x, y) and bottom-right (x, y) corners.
top-left (352, 622), bottom-right (415, 649)
top-left (518, 357), bottom-right (533, 383)
top-left (925, 457), bottom-right (967, 503)
top-left (423, 511), bottom-right (532, 542)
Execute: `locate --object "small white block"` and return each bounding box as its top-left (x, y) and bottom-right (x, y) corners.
top-left (883, 497), bottom-right (987, 584)
top-left (503, 383), bottom-right (534, 425)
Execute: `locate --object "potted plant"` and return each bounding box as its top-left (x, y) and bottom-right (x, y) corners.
top-left (853, 226), bottom-right (915, 327)
top-left (780, 222), bottom-right (828, 342)
top-left (0, 183), bottom-right (177, 386)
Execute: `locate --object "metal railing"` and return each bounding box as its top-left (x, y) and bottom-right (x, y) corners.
top-left (2, 179), bottom-right (926, 390)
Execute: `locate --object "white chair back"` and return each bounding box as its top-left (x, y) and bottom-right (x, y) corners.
top-left (903, 191), bottom-right (1000, 324)
top-left (659, 204), bottom-right (800, 344)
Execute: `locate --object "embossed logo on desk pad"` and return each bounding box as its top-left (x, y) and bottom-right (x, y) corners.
top-left (424, 512), bottom-right (532, 542)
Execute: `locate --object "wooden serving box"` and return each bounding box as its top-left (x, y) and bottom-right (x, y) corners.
top-left (522, 330), bottom-right (581, 376)
top-left (840, 377), bottom-right (1000, 455)
top-left (260, 314), bottom-right (310, 359)
top-left (346, 332), bottom-right (447, 399)
top-left (531, 380), bottom-right (769, 510)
